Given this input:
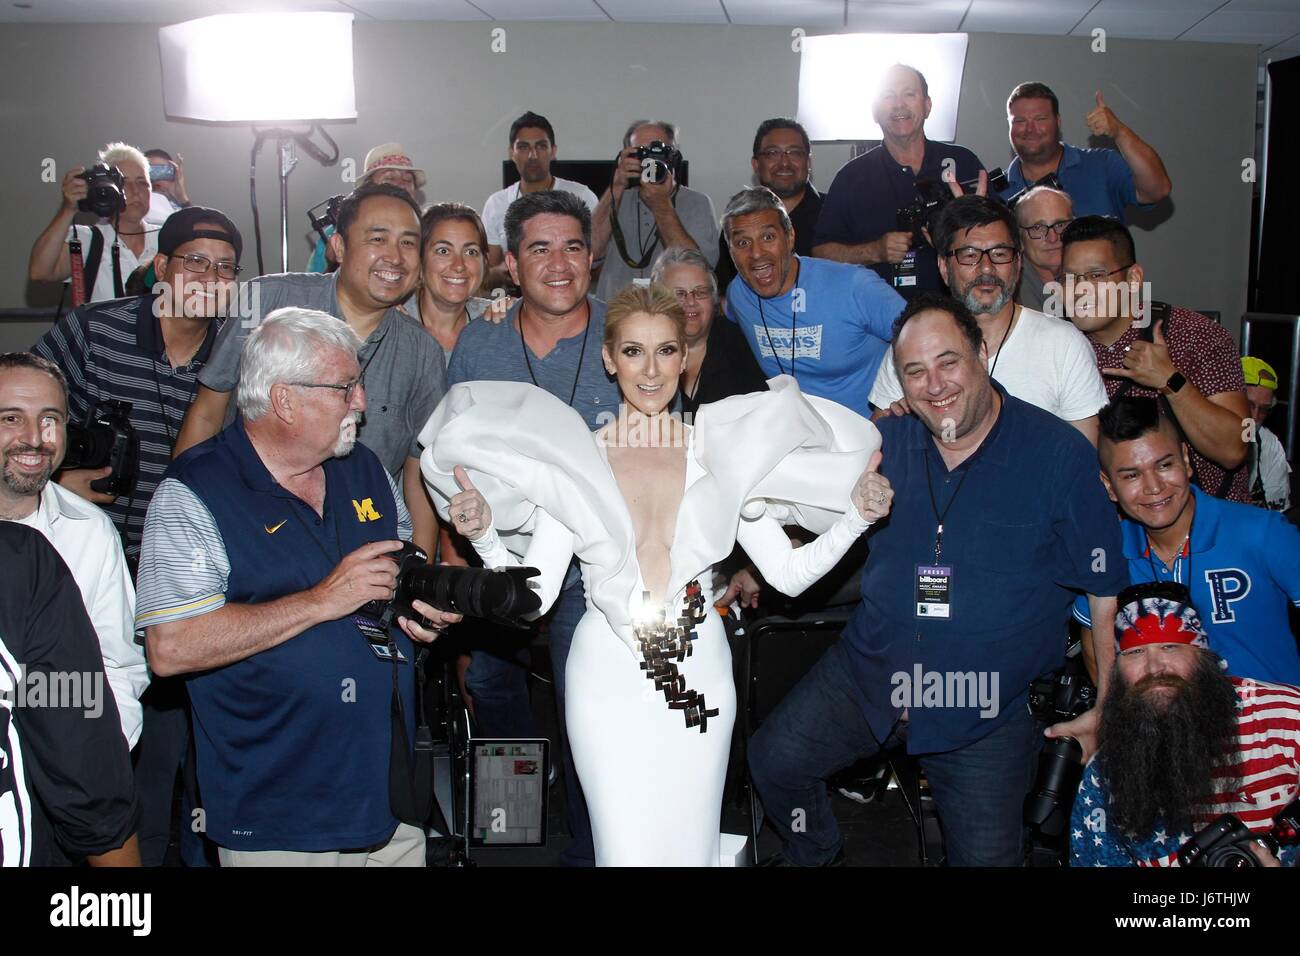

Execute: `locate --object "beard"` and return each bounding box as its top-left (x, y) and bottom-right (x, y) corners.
top-left (1098, 652), bottom-right (1240, 835)
top-left (331, 412), bottom-right (362, 458)
top-left (960, 274), bottom-right (1014, 316)
top-left (2, 443), bottom-right (55, 498)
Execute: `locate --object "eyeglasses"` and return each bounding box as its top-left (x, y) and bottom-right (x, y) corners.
top-left (170, 253), bottom-right (241, 280)
top-left (291, 376), bottom-right (364, 403)
top-left (671, 286), bottom-right (714, 303)
top-left (1058, 263), bottom-right (1135, 284)
top-left (947, 245), bottom-right (1018, 267)
top-left (1019, 219), bottom-right (1073, 240)
top-left (756, 147), bottom-right (809, 161)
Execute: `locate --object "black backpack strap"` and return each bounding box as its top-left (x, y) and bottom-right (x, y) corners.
top-left (81, 226), bottom-right (106, 301)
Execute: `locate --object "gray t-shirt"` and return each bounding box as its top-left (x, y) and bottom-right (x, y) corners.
top-left (199, 271), bottom-right (446, 476)
top-left (402, 296), bottom-right (491, 370)
top-left (446, 296), bottom-right (620, 430)
top-left (594, 186), bottom-right (719, 302)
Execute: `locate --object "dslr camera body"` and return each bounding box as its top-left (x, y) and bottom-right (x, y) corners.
top-left (630, 141), bottom-right (682, 186)
top-left (1024, 650), bottom-right (1096, 841)
top-left (896, 167), bottom-right (1011, 239)
top-left (1178, 799), bottom-right (1299, 867)
top-left (77, 163), bottom-right (126, 219)
top-left (308, 194), bottom-right (344, 245)
top-left (63, 400), bottom-right (139, 498)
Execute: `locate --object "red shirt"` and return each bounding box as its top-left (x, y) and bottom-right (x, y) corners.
top-left (1090, 306), bottom-right (1248, 502)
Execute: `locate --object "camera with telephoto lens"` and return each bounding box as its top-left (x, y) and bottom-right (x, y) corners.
top-left (62, 400), bottom-right (139, 498)
top-left (77, 163), bottom-right (126, 219)
top-left (629, 141), bottom-right (682, 186)
top-left (308, 194), bottom-right (344, 245)
top-left (895, 167), bottom-right (1011, 238)
top-left (1177, 798), bottom-right (1300, 867)
top-left (1024, 648), bottom-right (1096, 840)
top-left (360, 541), bottom-right (543, 632)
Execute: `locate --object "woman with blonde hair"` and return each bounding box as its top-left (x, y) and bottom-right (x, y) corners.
top-left (419, 283), bottom-right (892, 865)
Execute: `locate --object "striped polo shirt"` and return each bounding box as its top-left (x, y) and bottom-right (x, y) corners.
top-left (33, 294), bottom-right (222, 561)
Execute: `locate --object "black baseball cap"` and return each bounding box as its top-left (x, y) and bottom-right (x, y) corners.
top-left (158, 206), bottom-right (243, 263)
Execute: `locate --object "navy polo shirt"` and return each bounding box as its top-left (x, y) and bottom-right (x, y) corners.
top-left (813, 140), bottom-right (984, 300)
top-left (1000, 142), bottom-right (1144, 221)
top-left (844, 384), bottom-right (1129, 752)
top-left (138, 423), bottom-right (415, 852)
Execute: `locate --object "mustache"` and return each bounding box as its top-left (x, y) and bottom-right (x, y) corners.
top-left (5, 443), bottom-right (54, 457)
top-left (963, 274), bottom-right (1007, 295)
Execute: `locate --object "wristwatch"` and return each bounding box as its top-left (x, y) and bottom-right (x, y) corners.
top-left (1159, 371), bottom-right (1187, 396)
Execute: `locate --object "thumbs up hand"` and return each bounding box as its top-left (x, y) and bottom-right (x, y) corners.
top-left (1086, 90), bottom-right (1123, 139)
top-left (448, 465), bottom-right (492, 541)
top-left (851, 450), bottom-right (893, 524)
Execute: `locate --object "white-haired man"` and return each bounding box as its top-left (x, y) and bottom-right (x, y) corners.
top-left (135, 307), bottom-right (458, 866)
top-left (29, 142), bottom-right (162, 303)
top-left (1014, 186), bottom-right (1073, 314)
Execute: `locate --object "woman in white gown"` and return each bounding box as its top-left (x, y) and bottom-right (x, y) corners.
top-left (419, 285), bottom-right (892, 866)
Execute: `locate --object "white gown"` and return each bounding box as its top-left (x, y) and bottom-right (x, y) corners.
top-left (419, 376), bottom-right (880, 866)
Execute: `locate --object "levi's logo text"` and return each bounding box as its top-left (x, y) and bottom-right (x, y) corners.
top-left (352, 498), bottom-right (382, 522)
top-left (753, 323), bottom-right (823, 361)
top-left (264, 519), bottom-right (287, 534)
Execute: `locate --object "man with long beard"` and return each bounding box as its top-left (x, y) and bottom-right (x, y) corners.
top-left (1071, 582), bottom-right (1300, 867)
top-left (870, 195), bottom-right (1106, 445)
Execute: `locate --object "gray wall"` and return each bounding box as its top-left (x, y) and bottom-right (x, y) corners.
top-left (1, 22), bottom-right (1257, 351)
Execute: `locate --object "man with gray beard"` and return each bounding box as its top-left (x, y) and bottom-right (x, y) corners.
top-left (870, 195), bottom-right (1105, 445)
top-left (1071, 581), bottom-right (1299, 867)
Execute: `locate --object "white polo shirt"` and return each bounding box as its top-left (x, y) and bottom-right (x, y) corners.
top-left (13, 481), bottom-right (147, 747)
top-left (870, 305), bottom-right (1108, 423)
top-left (66, 222), bottom-right (161, 303)
top-left (481, 177), bottom-right (599, 250)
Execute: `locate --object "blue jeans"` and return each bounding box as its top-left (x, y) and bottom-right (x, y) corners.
top-left (465, 565), bottom-right (593, 865)
top-left (748, 640), bottom-right (1041, 866)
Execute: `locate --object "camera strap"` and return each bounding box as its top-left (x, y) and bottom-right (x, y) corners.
top-left (388, 642), bottom-right (448, 833)
top-left (609, 187), bottom-right (679, 270)
top-left (72, 226), bottom-right (107, 304)
top-left (109, 214), bottom-right (126, 299)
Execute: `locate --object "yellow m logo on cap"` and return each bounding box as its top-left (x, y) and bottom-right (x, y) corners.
top-left (352, 498), bottom-right (382, 522)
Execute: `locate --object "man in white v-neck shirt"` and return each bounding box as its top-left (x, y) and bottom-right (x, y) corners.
top-left (871, 195), bottom-right (1105, 444)
top-left (482, 112), bottom-right (598, 291)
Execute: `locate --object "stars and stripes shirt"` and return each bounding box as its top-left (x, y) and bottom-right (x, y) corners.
top-left (1070, 676), bottom-right (1300, 867)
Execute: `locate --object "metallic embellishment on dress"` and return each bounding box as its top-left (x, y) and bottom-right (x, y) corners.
top-left (633, 579), bottom-right (719, 732)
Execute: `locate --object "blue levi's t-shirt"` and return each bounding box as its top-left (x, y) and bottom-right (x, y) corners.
top-left (1000, 143), bottom-right (1144, 222)
top-left (446, 296), bottom-right (621, 430)
top-left (166, 423), bottom-right (416, 852)
top-left (844, 385), bottom-right (1130, 752)
top-left (724, 256), bottom-right (904, 418)
top-left (1072, 485), bottom-right (1300, 686)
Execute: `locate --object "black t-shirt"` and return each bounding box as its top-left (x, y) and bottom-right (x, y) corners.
top-left (0, 523), bottom-right (137, 866)
top-left (813, 141), bottom-right (984, 300)
top-left (716, 187), bottom-right (823, 294)
top-left (681, 315), bottom-right (770, 417)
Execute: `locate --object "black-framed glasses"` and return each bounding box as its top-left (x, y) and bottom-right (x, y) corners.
top-left (1019, 219), bottom-right (1073, 240)
top-left (756, 146), bottom-right (809, 161)
top-left (170, 253), bottom-right (241, 280)
top-left (1058, 263), bottom-right (1135, 284)
top-left (947, 245), bottom-right (1018, 267)
top-left (291, 376), bottom-right (364, 403)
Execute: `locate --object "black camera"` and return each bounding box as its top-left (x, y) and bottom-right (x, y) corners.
top-left (308, 194), bottom-right (344, 245)
top-left (1178, 799), bottom-right (1299, 867)
top-left (1005, 171), bottom-right (1065, 208)
top-left (77, 163), bottom-right (126, 219)
top-left (895, 167), bottom-right (1011, 239)
top-left (630, 141), bottom-right (681, 186)
top-left (1024, 649), bottom-right (1096, 841)
top-left (62, 400), bottom-right (139, 498)
top-left (360, 542), bottom-right (543, 632)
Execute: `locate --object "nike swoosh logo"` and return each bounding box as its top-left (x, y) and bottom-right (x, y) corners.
top-left (265, 520), bottom-right (287, 534)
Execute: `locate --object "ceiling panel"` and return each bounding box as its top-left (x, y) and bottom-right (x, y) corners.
top-left (0, 0), bottom-right (349, 22)
top-left (963, 0), bottom-right (1096, 36)
top-left (723, 0), bottom-right (847, 28)
top-left (1181, 0), bottom-right (1300, 45)
top-left (344, 0), bottom-right (489, 21)
top-left (470, 0), bottom-right (608, 20)
top-left (598, 0), bottom-right (728, 23)
top-left (845, 0), bottom-right (971, 32)
top-left (1070, 0), bottom-right (1226, 40)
